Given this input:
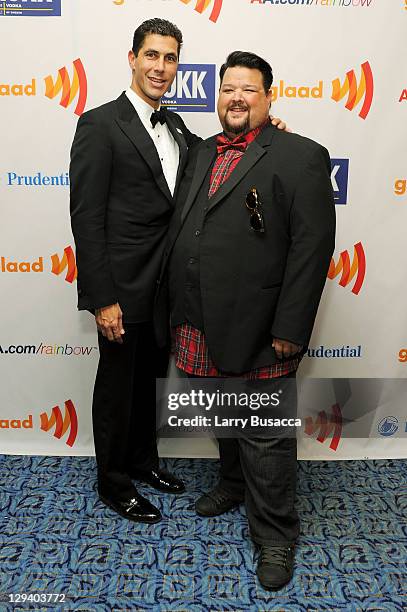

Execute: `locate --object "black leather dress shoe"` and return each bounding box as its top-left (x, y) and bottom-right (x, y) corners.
top-left (195, 485), bottom-right (244, 517)
top-left (256, 545), bottom-right (295, 590)
top-left (99, 491), bottom-right (162, 524)
top-left (130, 468), bottom-right (185, 494)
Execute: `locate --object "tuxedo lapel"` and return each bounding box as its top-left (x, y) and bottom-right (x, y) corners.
top-left (166, 113), bottom-right (188, 200)
top-left (181, 123), bottom-right (276, 220)
top-left (180, 139), bottom-right (217, 223)
top-left (206, 140), bottom-right (267, 214)
top-left (114, 93), bottom-right (173, 203)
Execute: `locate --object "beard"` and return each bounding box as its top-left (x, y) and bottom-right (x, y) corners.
top-left (224, 107), bottom-right (250, 136)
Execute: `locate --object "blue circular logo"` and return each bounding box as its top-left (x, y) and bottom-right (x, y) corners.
top-left (377, 416), bottom-right (399, 437)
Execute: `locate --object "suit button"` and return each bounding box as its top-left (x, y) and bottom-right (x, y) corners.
top-left (189, 258), bottom-right (196, 264)
top-left (195, 230), bottom-right (200, 237)
top-left (203, 207), bottom-right (208, 212)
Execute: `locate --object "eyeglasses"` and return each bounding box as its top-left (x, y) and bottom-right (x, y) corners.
top-left (245, 187), bottom-right (265, 233)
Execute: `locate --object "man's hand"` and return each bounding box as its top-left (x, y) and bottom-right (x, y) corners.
top-left (95, 303), bottom-right (125, 343)
top-left (271, 116), bottom-right (292, 133)
top-left (272, 338), bottom-right (303, 359)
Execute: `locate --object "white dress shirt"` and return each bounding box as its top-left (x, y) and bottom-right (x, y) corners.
top-left (126, 88), bottom-right (179, 196)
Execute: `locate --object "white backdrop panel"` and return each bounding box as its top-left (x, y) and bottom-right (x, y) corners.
top-left (0, 0), bottom-right (406, 459)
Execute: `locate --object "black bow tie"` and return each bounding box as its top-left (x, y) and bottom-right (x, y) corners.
top-left (150, 108), bottom-right (167, 128)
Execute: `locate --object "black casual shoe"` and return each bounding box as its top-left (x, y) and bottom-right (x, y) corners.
top-left (130, 468), bottom-right (185, 494)
top-left (99, 491), bottom-right (162, 524)
top-left (195, 485), bottom-right (243, 517)
top-left (256, 545), bottom-right (295, 590)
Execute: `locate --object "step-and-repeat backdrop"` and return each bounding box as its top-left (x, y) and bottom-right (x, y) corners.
top-left (0, 0), bottom-right (406, 460)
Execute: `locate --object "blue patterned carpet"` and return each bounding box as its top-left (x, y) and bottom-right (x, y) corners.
top-left (0, 455), bottom-right (406, 611)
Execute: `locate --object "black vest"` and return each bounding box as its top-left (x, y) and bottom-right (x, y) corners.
top-left (168, 171), bottom-right (212, 330)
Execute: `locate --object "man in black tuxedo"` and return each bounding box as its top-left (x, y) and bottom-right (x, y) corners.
top-left (69, 19), bottom-right (201, 523)
top-left (156, 51), bottom-right (335, 588)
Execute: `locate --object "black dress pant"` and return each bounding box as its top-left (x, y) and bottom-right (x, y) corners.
top-left (187, 371), bottom-right (299, 545)
top-left (218, 436), bottom-right (299, 546)
top-left (93, 322), bottom-right (169, 499)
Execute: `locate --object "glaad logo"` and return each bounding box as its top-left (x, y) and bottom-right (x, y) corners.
top-left (1, 256), bottom-right (43, 273)
top-left (40, 399), bottom-right (78, 447)
top-left (270, 80), bottom-right (323, 103)
top-left (377, 416), bottom-right (398, 437)
top-left (0, 245), bottom-right (77, 284)
top-left (0, 59), bottom-right (87, 116)
top-left (0, 415), bottom-right (33, 429)
top-left (331, 158), bottom-right (349, 205)
top-left (162, 64), bottom-right (216, 113)
top-left (327, 242), bottom-right (366, 295)
top-left (0, 0), bottom-right (61, 17)
top-left (304, 403), bottom-right (342, 451)
top-left (331, 61), bottom-right (374, 120)
top-left (179, 0), bottom-right (223, 22)
top-left (44, 58), bottom-right (87, 116)
top-left (0, 399), bottom-right (78, 447)
top-left (266, 61), bottom-right (373, 121)
top-left (0, 79), bottom-right (36, 97)
top-left (51, 246), bottom-right (77, 283)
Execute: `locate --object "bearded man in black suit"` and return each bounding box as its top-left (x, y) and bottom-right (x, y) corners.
top-left (156, 51), bottom-right (336, 588)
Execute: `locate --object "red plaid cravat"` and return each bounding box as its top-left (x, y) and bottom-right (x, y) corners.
top-left (209, 134), bottom-right (249, 198)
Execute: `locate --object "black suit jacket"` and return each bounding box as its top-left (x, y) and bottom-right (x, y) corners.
top-left (70, 92), bottom-right (200, 322)
top-left (155, 123), bottom-right (336, 373)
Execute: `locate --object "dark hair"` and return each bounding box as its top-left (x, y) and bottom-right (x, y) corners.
top-left (219, 51), bottom-right (273, 92)
top-left (132, 18), bottom-right (183, 58)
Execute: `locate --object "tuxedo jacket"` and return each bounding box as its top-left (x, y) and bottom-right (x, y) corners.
top-left (69, 92), bottom-right (200, 322)
top-left (155, 123), bottom-right (336, 373)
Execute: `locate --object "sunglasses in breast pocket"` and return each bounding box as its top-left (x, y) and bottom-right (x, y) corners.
top-left (245, 187), bottom-right (265, 233)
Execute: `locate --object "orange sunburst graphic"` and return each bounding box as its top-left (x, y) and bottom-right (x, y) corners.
top-left (179, 0), bottom-right (223, 22)
top-left (327, 242), bottom-right (366, 295)
top-left (51, 246), bottom-right (77, 284)
top-left (40, 400), bottom-right (78, 447)
top-left (44, 58), bottom-right (87, 116)
top-left (331, 61), bottom-right (373, 120)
